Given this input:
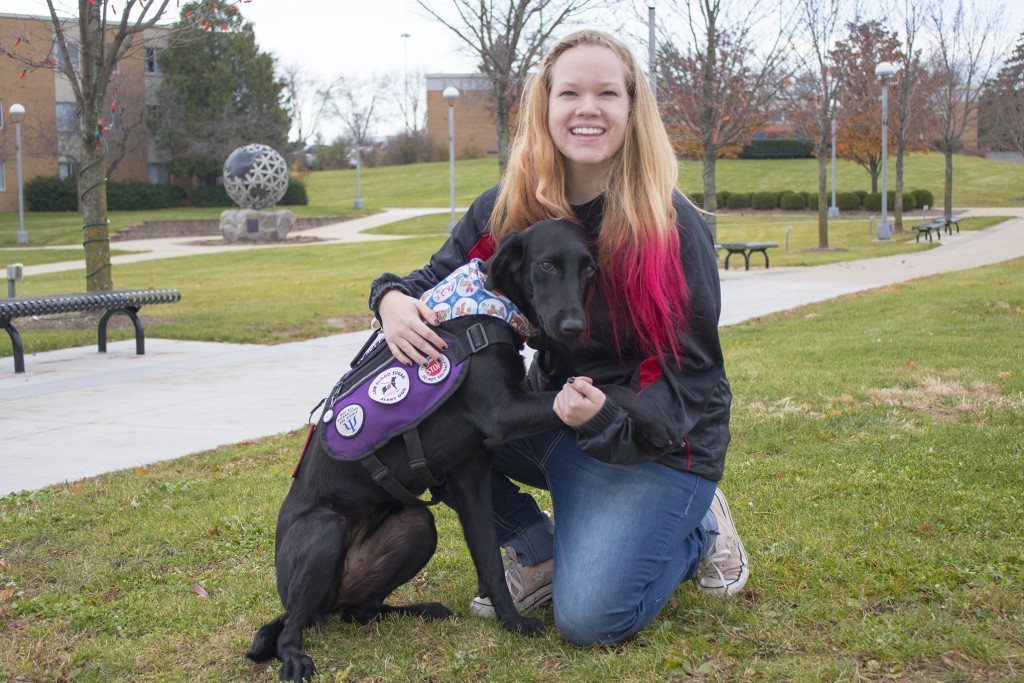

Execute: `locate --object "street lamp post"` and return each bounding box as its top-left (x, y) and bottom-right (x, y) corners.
top-left (443, 86), bottom-right (459, 230)
top-left (828, 104), bottom-right (839, 218)
top-left (9, 103), bottom-right (27, 245)
top-left (875, 61), bottom-right (897, 239)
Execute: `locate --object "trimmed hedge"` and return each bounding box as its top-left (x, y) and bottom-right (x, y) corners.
top-left (836, 192), bottom-right (862, 211)
top-left (280, 177), bottom-right (308, 206)
top-left (24, 176), bottom-right (77, 212)
top-left (25, 176), bottom-right (189, 211)
top-left (107, 181), bottom-right (186, 211)
top-left (911, 188), bottom-right (935, 209)
top-left (716, 190), bottom-right (731, 209)
top-left (738, 138), bottom-right (815, 159)
top-left (864, 192), bottom-right (917, 212)
top-left (779, 191), bottom-right (807, 210)
top-left (751, 191), bottom-right (778, 210)
top-left (190, 185), bottom-right (233, 207)
top-left (725, 192), bottom-right (750, 209)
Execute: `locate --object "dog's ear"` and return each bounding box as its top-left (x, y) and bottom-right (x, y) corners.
top-left (481, 231), bottom-right (527, 304)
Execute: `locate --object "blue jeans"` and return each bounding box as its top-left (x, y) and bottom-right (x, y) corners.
top-left (491, 427), bottom-right (719, 645)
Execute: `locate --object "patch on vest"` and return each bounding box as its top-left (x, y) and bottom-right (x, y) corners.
top-left (321, 347), bottom-right (467, 461)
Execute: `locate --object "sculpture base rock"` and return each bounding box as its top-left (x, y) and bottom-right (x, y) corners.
top-left (219, 209), bottom-right (295, 243)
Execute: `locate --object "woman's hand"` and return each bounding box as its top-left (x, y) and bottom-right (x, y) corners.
top-left (378, 290), bottom-right (448, 367)
top-left (554, 376), bottom-right (606, 427)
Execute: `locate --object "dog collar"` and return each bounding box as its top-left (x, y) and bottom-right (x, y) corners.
top-left (420, 259), bottom-right (539, 339)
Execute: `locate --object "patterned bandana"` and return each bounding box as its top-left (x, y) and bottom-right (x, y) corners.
top-left (420, 259), bottom-right (539, 339)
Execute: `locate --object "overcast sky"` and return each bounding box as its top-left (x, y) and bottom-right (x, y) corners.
top-left (2, 0), bottom-right (1020, 140)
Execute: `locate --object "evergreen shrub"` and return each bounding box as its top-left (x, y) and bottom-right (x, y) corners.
top-left (751, 191), bottom-right (779, 210)
top-left (725, 192), bottom-right (750, 209)
top-left (24, 176), bottom-right (77, 212)
top-left (779, 191), bottom-right (807, 210)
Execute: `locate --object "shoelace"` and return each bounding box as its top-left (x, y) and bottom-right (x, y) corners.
top-left (699, 546), bottom-right (733, 587)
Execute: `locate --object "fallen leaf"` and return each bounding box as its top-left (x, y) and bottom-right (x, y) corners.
top-left (804, 312), bottom-right (820, 319)
top-left (998, 371), bottom-right (1011, 379)
top-left (0, 558), bottom-right (9, 571)
top-left (905, 361), bottom-right (915, 369)
top-left (134, 466), bottom-right (148, 475)
top-left (975, 418), bottom-right (985, 427)
top-left (192, 584), bottom-right (209, 598)
top-left (0, 588), bottom-right (14, 601)
top-left (919, 524), bottom-right (933, 533)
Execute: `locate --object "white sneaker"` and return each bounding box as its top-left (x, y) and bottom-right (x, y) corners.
top-left (469, 547), bottom-right (553, 618)
top-left (697, 488), bottom-right (749, 597)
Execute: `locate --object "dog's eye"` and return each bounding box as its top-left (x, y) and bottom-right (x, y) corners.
top-left (583, 266), bottom-right (596, 277)
top-left (540, 261), bottom-right (556, 272)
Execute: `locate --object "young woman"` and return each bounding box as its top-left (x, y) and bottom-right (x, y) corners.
top-left (368, 30), bottom-right (747, 645)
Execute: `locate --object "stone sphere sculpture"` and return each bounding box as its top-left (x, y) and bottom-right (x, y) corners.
top-left (222, 143), bottom-right (289, 209)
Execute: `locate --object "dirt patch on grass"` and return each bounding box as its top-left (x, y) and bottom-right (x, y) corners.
top-left (871, 377), bottom-right (1020, 418)
top-left (324, 314), bottom-right (375, 333)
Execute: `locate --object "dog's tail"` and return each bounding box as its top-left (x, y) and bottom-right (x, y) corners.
top-left (246, 614), bottom-right (286, 662)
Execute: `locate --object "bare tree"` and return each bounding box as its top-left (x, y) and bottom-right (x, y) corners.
top-left (926, 0), bottom-right (1006, 220)
top-left (1, 0), bottom-right (239, 291)
top-left (792, 0), bottom-right (849, 249)
top-left (280, 63), bottom-right (333, 147)
top-left (417, 0), bottom-right (600, 172)
top-left (656, 0), bottom-right (794, 241)
top-left (888, 0), bottom-right (933, 231)
top-left (324, 75), bottom-right (392, 202)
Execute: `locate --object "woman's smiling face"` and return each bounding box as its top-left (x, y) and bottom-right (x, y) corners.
top-left (547, 44), bottom-right (630, 188)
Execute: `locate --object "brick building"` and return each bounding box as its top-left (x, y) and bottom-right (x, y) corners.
top-left (0, 12), bottom-right (168, 213)
top-left (425, 73), bottom-right (511, 160)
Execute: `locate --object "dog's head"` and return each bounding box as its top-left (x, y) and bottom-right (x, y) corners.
top-left (481, 219), bottom-right (597, 343)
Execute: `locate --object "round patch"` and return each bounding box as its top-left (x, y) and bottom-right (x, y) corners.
top-left (368, 367), bottom-right (410, 404)
top-left (478, 297), bottom-right (508, 319)
top-left (456, 275), bottom-right (479, 297)
top-left (418, 355), bottom-right (451, 384)
top-left (322, 408), bottom-right (334, 423)
top-left (431, 280), bottom-right (456, 303)
top-left (453, 297), bottom-right (479, 317)
top-left (333, 404), bottom-right (365, 438)
top-left (431, 302), bottom-right (452, 322)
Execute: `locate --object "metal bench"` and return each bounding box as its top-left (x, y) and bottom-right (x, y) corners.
top-left (943, 216), bottom-right (961, 235)
top-left (719, 242), bottom-right (779, 270)
top-left (912, 221), bottom-right (943, 242)
top-left (1, 289), bottom-right (181, 373)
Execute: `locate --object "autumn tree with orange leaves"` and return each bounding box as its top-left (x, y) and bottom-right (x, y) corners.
top-left (830, 21), bottom-right (904, 193)
top-left (656, 0), bottom-right (792, 240)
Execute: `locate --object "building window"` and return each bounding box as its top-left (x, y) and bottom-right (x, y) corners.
top-left (148, 163), bottom-right (169, 185)
top-left (0, 163), bottom-right (6, 192)
top-left (144, 47), bottom-right (162, 74)
top-left (56, 42), bottom-right (80, 71)
top-left (0, 100), bottom-right (4, 129)
top-left (146, 104), bottom-right (168, 132)
top-left (59, 161), bottom-right (74, 179)
top-left (56, 102), bottom-right (79, 132)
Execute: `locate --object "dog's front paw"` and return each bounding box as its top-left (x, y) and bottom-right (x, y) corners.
top-left (418, 602), bottom-right (456, 620)
top-left (504, 615), bottom-right (545, 637)
top-left (279, 654), bottom-right (316, 682)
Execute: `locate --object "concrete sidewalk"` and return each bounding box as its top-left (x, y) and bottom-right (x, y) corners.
top-left (2, 211), bottom-right (1022, 496)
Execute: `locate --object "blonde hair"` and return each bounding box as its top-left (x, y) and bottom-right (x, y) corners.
top-left (490, 30), bottom-right (691, 359)
top-left (490, 30), bottom-right (681, 269)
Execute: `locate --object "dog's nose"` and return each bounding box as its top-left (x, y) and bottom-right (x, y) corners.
top-left (560, 318), bottom-right (585, 336)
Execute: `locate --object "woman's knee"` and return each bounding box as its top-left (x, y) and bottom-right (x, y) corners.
top-left (552, 593), bottom-right (644, 646)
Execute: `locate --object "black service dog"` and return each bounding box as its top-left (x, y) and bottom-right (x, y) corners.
top-left (248, 219), bottom-right (604, 681)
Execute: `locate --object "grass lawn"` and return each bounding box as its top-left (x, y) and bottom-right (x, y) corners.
top-left (2, 153), bottom-right (1021, 248)
top-left (1, 259), bottom-right (1021, 681)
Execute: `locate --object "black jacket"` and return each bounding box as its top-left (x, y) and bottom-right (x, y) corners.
top-left (369, 186), bottom-right (731, 482)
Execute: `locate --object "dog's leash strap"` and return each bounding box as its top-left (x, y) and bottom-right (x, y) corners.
top-left (403, 430), bottom-right (441, 488)
top-left (362, 453), bottom-right (442, 507)
top-left (448, 321), bottom-right (518, 364)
